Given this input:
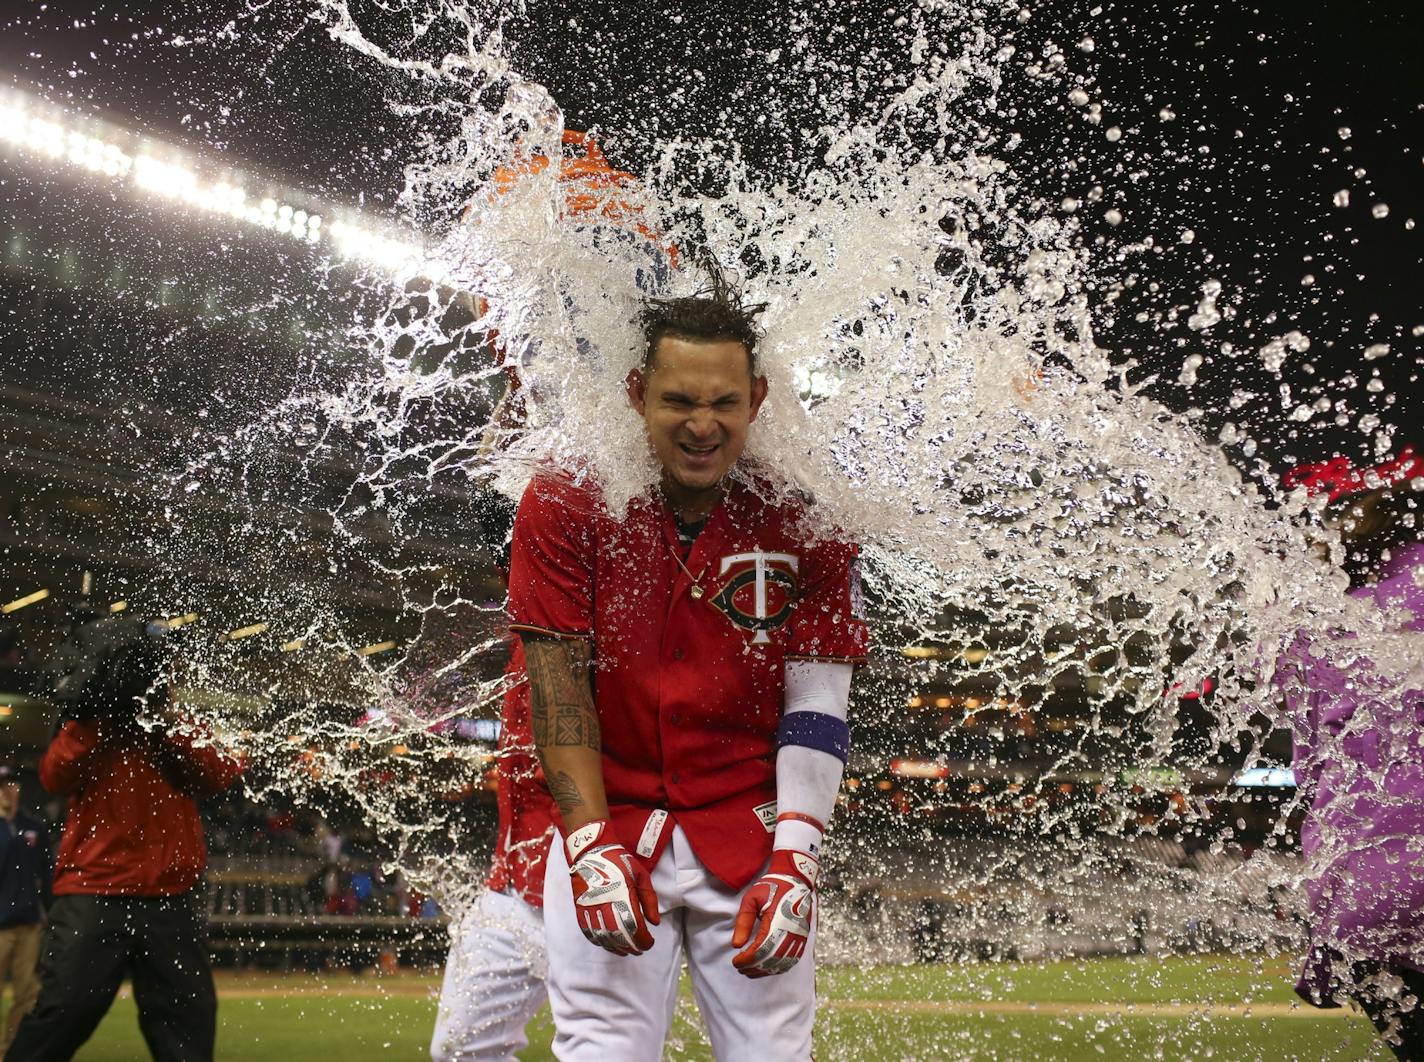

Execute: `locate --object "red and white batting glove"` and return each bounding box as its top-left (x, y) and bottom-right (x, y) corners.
top-left (730, 848), bottom-right (818, 978)
top-left (564, 820), bottom-right (660, 956)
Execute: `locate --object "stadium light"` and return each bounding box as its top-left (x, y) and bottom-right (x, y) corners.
top-left (157, 612), bottom-right (199, 630)
top-left (357, 639), bottom-right (397, 657)
top-left (1, 588), bottom-right (50, 614)
top-left (890, 758), bottom-right (949, 780)
top-left (109, 600), bottom-right (129, 613)
top-left (0, 84), bottom-right (433, 277)
top-left (224, 621), bottom-right (269, 641)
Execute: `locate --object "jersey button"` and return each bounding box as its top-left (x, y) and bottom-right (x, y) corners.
top-left (670, 713), bottom-right (682, 726)
top-left (670, 772), bottom-right (682, 784)
top-left (671, 649), bottom-right (684, 661)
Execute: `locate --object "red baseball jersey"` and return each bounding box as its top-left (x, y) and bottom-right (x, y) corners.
top-left (485, 638), bottom-right (557, 908)
top-left (507, 470), bottom-right (869, 890)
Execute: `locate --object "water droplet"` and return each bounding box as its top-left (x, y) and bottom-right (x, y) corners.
top-left (1187, 280), bottom-right (1222, 331)
top-left (1103, 208), bottom-right (1123, 226)
top-left (1332, 189), bottom-right (1350, 207)
top-left (1300, 274), bottom-right (1315, 287)
top-left (1363, 343), bottom-right (1390, 360)
top-left (1078, 37), bottom-right (1095, 52)
top-left (1337, 126), bottom-right (1352, 140)
top-left (1158, 107), bottom-right (1176, 121)
top-left (1370, 202), bottom-right (1390, 219)
top-left (1104, 126), bottom-right (1122, 142)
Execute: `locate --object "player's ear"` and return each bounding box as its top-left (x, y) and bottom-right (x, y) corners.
top-left (626, 369), bottom-right (648, 416)
top-left (747, 374), bottom-right (768, 422)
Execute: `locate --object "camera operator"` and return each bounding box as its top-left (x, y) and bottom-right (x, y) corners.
top-left (5, 615), bottom-right (243, 1062)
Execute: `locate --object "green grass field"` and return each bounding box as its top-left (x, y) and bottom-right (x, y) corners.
top-left (59, 954), bottom-right (1385, 1061)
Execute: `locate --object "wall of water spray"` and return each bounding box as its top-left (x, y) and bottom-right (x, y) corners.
top-left (150, 0), bottom-right (1423, 985)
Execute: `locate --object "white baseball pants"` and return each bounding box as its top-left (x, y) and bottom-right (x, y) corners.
top-left (543, 823), bottom-right (816, 1061)
top-left (430, 888), bottom-right (548, 1062)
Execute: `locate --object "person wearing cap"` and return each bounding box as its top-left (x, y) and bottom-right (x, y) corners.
top-left (1276, 449), bottom-right (1424, 1058)
top-left (0, 762), bottom-right (49, 1054)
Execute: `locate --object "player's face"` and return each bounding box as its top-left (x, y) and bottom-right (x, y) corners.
top-left (627, 336), bottom-right (768, 506)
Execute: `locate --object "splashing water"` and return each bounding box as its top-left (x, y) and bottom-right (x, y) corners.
top-left (150, 0), bottom-right (1422, 1047)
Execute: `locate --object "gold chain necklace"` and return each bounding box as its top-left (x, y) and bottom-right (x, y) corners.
top-left (666, 518), bottom-right (712, 600)
top-left (664, 488), bottom-right (720, 600)
top-left (669, 543), bottom-right (710, 599)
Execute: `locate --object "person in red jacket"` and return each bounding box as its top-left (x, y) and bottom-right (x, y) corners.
top-left (6, 616), bottom-right (243, 1062)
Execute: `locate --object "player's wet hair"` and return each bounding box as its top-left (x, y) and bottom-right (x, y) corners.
top-left (638, 255), bottom-right (767, 376)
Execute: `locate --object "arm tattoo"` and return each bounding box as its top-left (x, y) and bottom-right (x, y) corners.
top-left (524, 638), bottom-right (601, 751)
top-left (547, 770), bottom-right (585, 816)
top-left (553, 704), bottom-right (598, 746)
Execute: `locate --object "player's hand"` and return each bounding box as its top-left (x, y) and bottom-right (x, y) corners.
top-left (730, 848), bottom-right (818, 978)
top-left (564, 820), bottom-right (660, 956)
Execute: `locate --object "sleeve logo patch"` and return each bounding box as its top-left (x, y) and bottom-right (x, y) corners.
top-left (753, 800), bottom-right (778, 831)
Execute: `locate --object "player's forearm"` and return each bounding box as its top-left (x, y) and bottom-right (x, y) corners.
top-left (774, 661), bottom-right (853, 854)
top-left (522, 635), bottom-right (610, 831)
top-left (775, 746), bottom-right (844, 839)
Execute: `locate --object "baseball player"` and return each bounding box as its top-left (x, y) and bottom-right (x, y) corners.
top-left (429, 661), bottom-right (557, 1062)
top-left (1276, 451), bottom-right (1424, 1056)
top-left (508, 264), bottom-right (868, 1059)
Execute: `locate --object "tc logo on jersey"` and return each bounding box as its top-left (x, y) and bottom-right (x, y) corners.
top-left (710, 550), bottom-right (800, 644)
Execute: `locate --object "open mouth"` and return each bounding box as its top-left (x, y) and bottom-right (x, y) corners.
top-left (679, 443), bottom-right (719, 461)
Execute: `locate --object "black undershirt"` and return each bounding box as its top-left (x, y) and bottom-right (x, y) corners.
top-left (674, 513), bottom-right (706, 553)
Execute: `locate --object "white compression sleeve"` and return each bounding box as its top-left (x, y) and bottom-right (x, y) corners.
top-left (774, 661), bottom-right (853, 854)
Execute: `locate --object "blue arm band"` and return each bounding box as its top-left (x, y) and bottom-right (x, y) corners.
top-left (775, 712), bottom-right (851, 763)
